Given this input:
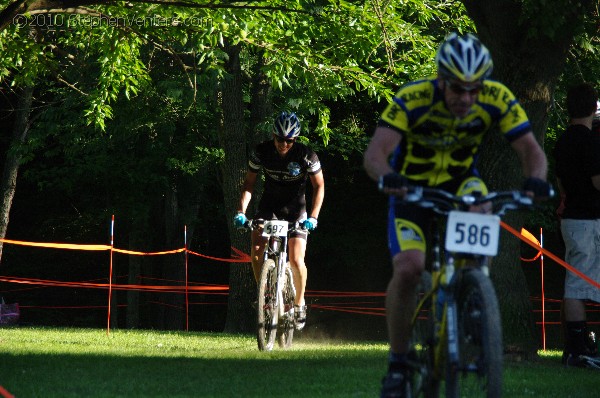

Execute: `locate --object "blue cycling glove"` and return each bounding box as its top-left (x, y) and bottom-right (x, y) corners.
top-left (302, 217), bottom-right (318, 232)
top-left (233, 212), bottom-right (247, 228)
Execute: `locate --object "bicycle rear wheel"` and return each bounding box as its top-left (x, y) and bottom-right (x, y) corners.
top-left (277, 263), bottom-right (295, 349)
top-left (445, 269), bottom-right (502, 398)
top-left (257, 259), bottom-right (278, 351)
top-left (412, 270), bottom-right (440, 398)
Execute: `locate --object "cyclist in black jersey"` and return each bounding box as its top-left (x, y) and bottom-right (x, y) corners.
top-left (363, 33), bottom-right (553, 398)
top-left (234, 112), bottom-right (325, 331)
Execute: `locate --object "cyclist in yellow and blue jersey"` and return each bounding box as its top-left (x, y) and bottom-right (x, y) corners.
top-left (363, 32), bottom-right (553, 398)
top-left (381, 77), bottom-right (532, 187)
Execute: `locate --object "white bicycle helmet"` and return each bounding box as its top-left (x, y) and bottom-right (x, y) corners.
top-left (435, 32), bottom-right (493, 83)
top-left (273, 111), bottom-right (301, 139)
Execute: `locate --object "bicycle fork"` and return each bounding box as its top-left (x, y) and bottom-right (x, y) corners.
top-left (273, 236), bottom-right (293, 322)
top-left (446, 296), bottom-right (459, 368)
top-left (276, 255), bottom-right (287, 320)
top-left (434, 256), bottom-right (460, 379)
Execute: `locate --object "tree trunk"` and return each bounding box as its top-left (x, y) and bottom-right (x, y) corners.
top-left (0, 85), bottom-right (33, 262)
top-left (247, 52), bottom-right (273, 214)
top-left (219, 43), bottom-right (256, 333)
top-left (127, 215), bottom-right (149, 329)
top-left (163, 180), bottom-right (185, 330)
top-left (463, 0), bottom-right (590, 355)
top-left (249, 53), bottom-right (273, 146)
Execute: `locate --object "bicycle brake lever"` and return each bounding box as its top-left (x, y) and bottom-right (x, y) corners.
top-left (404, 186), bottom-right (423, 202)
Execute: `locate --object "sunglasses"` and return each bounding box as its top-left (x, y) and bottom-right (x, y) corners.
top-left (446, 80), bottom-right (483, 95)
top-left (274, 135), bottom-right (296, 144)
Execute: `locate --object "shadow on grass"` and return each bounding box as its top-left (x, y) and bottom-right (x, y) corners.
top-left (1, 350), bottom-right (386, 398)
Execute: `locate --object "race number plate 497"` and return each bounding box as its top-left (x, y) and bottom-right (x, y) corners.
top-left (262, 220), bottom-right (288, 237)
top-left (445, 211), bottom-right (500, 256)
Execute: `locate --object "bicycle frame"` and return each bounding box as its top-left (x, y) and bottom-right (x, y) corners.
top-left (421, 221), bottom-right (490, 380)
top-left (250, 219), bottom-right (300, 351)
top-left (404, 186), bottom-right (536, 398)
top-left (262, 230), bottom-right (294, 322)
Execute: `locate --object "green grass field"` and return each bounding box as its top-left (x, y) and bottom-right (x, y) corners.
top-left (0, 327), bottom-right (596, 397)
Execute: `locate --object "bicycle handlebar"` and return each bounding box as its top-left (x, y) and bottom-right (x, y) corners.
top-left (242, 218), bottom-right (308, 232)
top-left (400, 186), bottom-right (534, 216)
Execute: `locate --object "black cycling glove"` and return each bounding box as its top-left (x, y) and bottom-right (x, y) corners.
top-left (378, 173), bottom-right (407, 191)
top-left (522, 177), bottom-right (554, 198)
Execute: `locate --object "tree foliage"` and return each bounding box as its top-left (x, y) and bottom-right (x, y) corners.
top-left (0, 0), bottom-right (598, 345)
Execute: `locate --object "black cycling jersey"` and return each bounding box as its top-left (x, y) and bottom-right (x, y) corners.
top-left (249, 140), bottom-right (321, 221)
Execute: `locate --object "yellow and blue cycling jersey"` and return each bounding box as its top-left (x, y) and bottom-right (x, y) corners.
top-left (379, 77), bottom-right (531, 186)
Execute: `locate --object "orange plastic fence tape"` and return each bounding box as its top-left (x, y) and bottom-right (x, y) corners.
top-left (0, 238), bottom-right (249, 263)
top-left (501, 221), bottom-right (600, 290)
top-left (0, 385), bottom-right (14, 398)
top-left (0, 238), bottom-right (109, 251)
top-left (0, 276), bottom-right (228, 293)
top-left (187, 247), bottom-right (251, 263)
top-left (113, 248), bottom-right (185, 255)
top-left (519, 228), bottom-right (542, 262)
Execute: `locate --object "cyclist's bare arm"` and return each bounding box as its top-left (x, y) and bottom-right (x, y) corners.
top-left (237, 170), bottom-right (258, 214)
top-left (364, 126), bottom-right (402, 179)
top-left (309, 170), bottom-right (325, 219)
top-left (592, 174), bottom-right (600, 191)
top-left (510, 131), bottom-right (548, 181)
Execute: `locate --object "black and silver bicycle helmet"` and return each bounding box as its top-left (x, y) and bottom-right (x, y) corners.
top-left (273, 111), bottom-right (301, 139)
top-left (435, 32), bottom-right (493, 83)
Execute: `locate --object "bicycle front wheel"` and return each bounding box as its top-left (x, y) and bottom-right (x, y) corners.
top-left (412, 270), bottom-right (440, 398)
top-left (257, 259), bottom-right (278, 351)
top-left (277, 263), bottom-right (295, 349)
top-left (445, 269), bottom-right (502, 398)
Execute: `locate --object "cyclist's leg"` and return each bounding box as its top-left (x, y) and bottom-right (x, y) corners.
top-left (284, 209), bottom-right (310, 330)
top-left (386, 200), bottom-right (429, 356)
top-left (387, 250), bottom-right (426, 354)
top-left (288, 236), bottom-right (307, 307)
top-left (382, 201), bottom-right (429, 397)
top-left (250, 228), bottom-right (268, 282)
top-left (275, 208), bottom-right (309, 307)
top-left (251, 209), bottom-right (274, 282)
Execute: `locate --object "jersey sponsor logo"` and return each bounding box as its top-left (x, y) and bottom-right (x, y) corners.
top-left (482, 84), bottom-right (500, 101)
top-left (483, 84), bottom-right (513, 107)
top-left (264, 168), bottom-right (303, 182)
top-left (249, 160), bottom-right (261, 171)
top-left (287, 162), bottom-right (301, 176)
top-left (306, 158), bottom-right (321, 173)
top-left (412, 120), bottom-right (483, 151)
top-left (400, 89), bottom-right (430, 103)
top-left (394, 218), bottom-right (426, 252)
top-left (385, 103), bottom-right (403, 121)
top-left (509, 107), bottom-right (520, 123)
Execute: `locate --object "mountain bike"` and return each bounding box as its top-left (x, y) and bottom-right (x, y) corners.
top-left (246, 219), bottom-right (303, 351)
top-left (399, 186), bottom-right (536, 398)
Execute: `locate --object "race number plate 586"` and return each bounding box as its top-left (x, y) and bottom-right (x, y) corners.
top-left (262, 220), bottom-right (288, 237)
top-left (445, 211), bottom-right (500, 256)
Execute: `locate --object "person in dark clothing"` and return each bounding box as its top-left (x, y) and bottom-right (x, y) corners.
top-left (553, 82), bottom-right (600, 368)
top-left (234, 111), bottom-right (325, 331)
